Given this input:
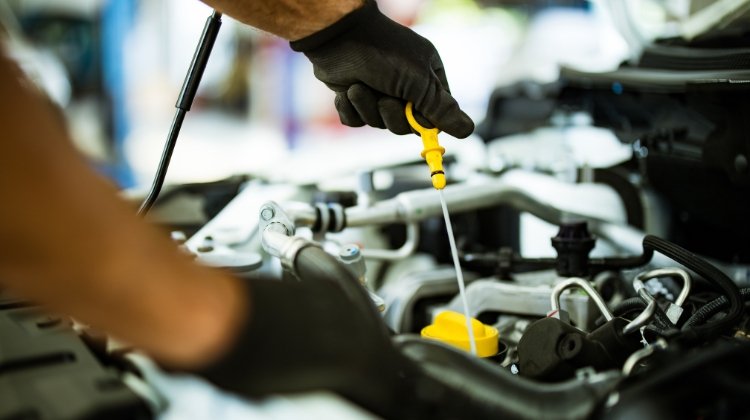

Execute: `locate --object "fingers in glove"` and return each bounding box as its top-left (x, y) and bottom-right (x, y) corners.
top-left (334, 92), bottom-right (365, 127)
top-left (414, 76), bottom-right (474, 139)
top-left (378, 96), bottom-right (412, 135)
top-left (430, 55), bottom-right (451, 95)
top-left (347, 84), bottom-right (386, 129)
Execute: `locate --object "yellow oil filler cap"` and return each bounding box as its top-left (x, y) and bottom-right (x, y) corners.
top-left (421, 311), bottom-right (499, 357)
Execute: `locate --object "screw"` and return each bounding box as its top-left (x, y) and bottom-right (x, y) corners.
top-left (339, 245), bottom-right (361, 261)
top-left (261, 207), bottom-right (275, 221)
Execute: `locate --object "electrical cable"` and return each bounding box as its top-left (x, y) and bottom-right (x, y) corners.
top-left (137, 10), bottom-right (222, 216)
top-left (612, 296), bottom-right (647, 317)
top-left (683, 288), bottom-right (750, 329)
top-left (641, 235), bottom-right (744, 342)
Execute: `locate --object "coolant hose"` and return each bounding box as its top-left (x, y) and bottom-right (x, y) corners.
top-left (395, 336), bottom-right (619, 419)
top-left (293, 246), bottom-right (390, 337)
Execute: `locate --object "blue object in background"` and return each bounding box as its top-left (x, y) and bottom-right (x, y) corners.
top-left (611, 81), bottom-right (624, 95)
top-left (101, 0), bottom-right (137, 188)
top-left (281, 46), bottom-right (301, 150)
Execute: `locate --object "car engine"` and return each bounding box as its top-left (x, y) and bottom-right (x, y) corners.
top-left (2, 1), bottom-right (750, 418)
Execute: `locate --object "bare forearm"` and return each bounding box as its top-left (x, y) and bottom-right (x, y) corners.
top-left (201, 0), bottom-right (364, 40)
top-left (0, 54), bottom-right (246, 368)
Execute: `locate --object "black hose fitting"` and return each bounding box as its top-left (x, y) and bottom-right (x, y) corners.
top-left (551, 222), bottom-right (596, 277)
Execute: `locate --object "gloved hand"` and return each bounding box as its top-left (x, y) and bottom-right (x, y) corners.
top-left (193, 247), bottom-right (424, 418)
top-left (290, 0), bottom-right (474, 138)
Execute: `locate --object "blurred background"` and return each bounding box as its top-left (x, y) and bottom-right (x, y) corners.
top-left (0, 0), bottom-right (736, 190)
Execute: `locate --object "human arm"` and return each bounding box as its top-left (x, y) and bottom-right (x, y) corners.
top-left (200, 0), bottom-right (364, 40)
top-left (0, 52), bottom-right (246, 368)
top-left (0, 50), bottom-right (413, 412)
top-left (0, 0), bottom-right (472, 385)
top-left (201, 0), bottom-right (474, 138)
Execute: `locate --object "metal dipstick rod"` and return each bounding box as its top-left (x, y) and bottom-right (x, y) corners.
top-left (404, 102), bottom-right (477, 355)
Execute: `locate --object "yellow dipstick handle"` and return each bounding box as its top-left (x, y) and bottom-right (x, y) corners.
top-left (405, 102), bottom-right (446, 190)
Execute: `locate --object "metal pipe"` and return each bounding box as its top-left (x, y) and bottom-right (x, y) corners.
top-left (633, 267), bottom-right (692, 307)
top-left (361, 223), bottom-right (420, 261)
top-left (550, 278), bottom-right (614, 322)
top-left (261, 229), bottom-right (317, 271)
top-left (344, 171), bottom-right (650, 257)
top-left (622, 288), bottom-right (657, 335)
top-left (345, 173), bottom-right (581, 227)
top-left (281, 201), bottom-right (318, 228)
top-left (622, 338), bottom-right (667, 375)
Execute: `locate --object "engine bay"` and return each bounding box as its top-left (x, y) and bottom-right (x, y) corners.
top-left (3, 2), bottom-right (750, 418)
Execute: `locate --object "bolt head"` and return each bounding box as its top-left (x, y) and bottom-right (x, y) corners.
top-left (339, 245), bottom-right (361, 261)
top-left (261, 207), bottom-right (275, 221)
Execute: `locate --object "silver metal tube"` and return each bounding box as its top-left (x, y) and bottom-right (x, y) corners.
top-left (346, 180), bottom-right (560, 226)
top-left (345, 200), bottom-right (402, 227)
top-left (622, 288), bottom-right (657, 335)
top-left (361, 222), bottom-right (420, 261)
top-left (622, 338), bottom-right (667, 376)
top-left (282, 201), bottom-right (318, 228)
top-left (344, 170), bottom-right (650, 257)
top-left (261, 229), bottom-right (316, 271)
top-left (633, 267), bottom-right (692, 307)
top-left (550, 278), bottom-right (614, 322)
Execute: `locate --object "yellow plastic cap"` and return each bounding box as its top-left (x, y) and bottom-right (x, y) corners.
top-left (421, 311), bottom-right (499, 357)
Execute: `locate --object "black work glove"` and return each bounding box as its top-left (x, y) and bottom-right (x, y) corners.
top-left (193, 247), bottom-right (425, 419)
top-left (290, 0), bottom-right (474, 138)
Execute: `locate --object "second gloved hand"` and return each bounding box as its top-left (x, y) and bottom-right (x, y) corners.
top-left (290, 0), bottom-right (474, 138)
top-left (193, 247), bottom-right (425, 419)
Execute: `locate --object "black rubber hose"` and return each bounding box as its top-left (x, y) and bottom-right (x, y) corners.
top-left (642, 235), bottom-right (744, 342)
top-left (395, 336), bottom-right (619, 419)
top-left (590, 252), bottom-right (653, 271)
top-left (612, 296), bottom-right (648, 317)
top-left (460, 252), bottom-right (652, 273)
top-left (293, 246), bottom-right (392, 338)
top-left (683, 288), bottom-right (750, 329)
top-left (293, 246), bottom-right (435, 419)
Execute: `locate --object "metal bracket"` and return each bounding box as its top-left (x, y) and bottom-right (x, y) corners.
top-left (259, 201), bottom-right (295, 237)
top-left (259, 201), bottom-right (317, 271)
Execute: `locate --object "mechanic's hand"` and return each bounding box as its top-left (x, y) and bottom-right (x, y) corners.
top-left (290, 0), bottom-right (474, 138)
top-left (194, 247), bottom-right (419, 418)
